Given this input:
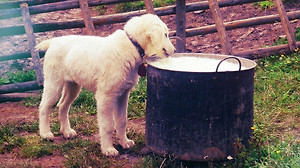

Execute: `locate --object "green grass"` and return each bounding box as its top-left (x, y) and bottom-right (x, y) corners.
top-left (128, 77), bottom-right (147, 119)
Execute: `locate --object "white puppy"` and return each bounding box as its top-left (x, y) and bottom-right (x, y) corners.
top-left (36, 14), bottom-right (175, 156)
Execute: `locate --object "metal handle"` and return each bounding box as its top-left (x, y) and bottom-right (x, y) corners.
top-left (216, 57), bottom-right (242, 72)
top-left (170, 36), bottom-right (184, 51)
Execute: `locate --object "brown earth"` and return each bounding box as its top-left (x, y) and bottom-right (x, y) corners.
top-left (0, 0), bottom-right (300, 167)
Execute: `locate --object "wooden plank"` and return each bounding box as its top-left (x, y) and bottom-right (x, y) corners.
top-left (176, 0), bottom-right (186, 52)
top-left (0, 0), bottom-right (265, 20)
top-left (20, 3), bottom-right (43, 86)
top-left (0, 0), bottom-right (65, 10)
top-left (0, 19), bottom-right (85, 37)
top-left (79, 0), bottom-right (96, 35)
top-left (208, 0), bottom-right (232, 55)
top-left (0, 0), bottom-right (141, 20)
top-left (235, 41), bottom-right (300, 60)
top-left (0, 92), bottom-right (39, 102)
top-left (0, 51), bottom-right (45, 62)
top-left (274, 0), bottom-right (297, 51)
top-left (143, 0), bottom-right (155, 14)
top-left (0, 81), bottom-right (42, 94)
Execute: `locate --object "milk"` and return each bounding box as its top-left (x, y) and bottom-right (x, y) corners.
top-left (150, 56), bottom-right (245, 72)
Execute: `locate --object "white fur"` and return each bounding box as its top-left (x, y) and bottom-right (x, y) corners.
top-left (36, 14), bottom-right (175, 156)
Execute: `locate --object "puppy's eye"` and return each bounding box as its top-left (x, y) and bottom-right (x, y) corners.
top-left (165, 33), bottom-right (168, 38)
top-left (163, 48), bottom-right (167, 53)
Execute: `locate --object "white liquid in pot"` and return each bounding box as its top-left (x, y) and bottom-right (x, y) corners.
top-left (150, 56), bottom-right (246, 72)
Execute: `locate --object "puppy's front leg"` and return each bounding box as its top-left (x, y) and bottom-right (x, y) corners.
top-left (115, 90), bottom-right (135, 149)
top-left (96, 93), bottom-right (119, 156)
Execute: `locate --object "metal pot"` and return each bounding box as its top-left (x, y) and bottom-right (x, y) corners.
top-left (146, 53), bottom-right (257, 161)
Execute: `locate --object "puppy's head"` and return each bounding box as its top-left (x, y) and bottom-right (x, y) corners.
top-left (124, 14), bottom-right (175, 61)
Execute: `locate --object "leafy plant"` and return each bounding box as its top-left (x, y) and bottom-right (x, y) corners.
top-left (254, 0), bottom-right (275, 9)
top-left (93, 5), bottom-right (107, 15)
top-left (115, 1), bottom-right (145, 13)
top-left (115, 0), bottom-right (176, 13)
top-left (0, 70), bottom-right (36, 85)
top-left (273, 27), bottom-right (300, 46)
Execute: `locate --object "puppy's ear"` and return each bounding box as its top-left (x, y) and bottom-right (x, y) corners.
top-left (145, 27), bottom-right (154, 42)
top-left (146, 25), bottom-right (162, 44)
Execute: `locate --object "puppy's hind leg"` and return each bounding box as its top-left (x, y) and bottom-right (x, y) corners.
top-left (95, 92), bottom-right (119, 156)
top-left (39, 80), bottom-right (63, 140)
top-left (57, 81), bottom-right (82, 139)
top-left (114, 90), bottom-right (135, 149)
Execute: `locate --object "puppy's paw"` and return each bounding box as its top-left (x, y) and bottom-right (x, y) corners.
top-left (120, 139), bottom-right (135, 149)
top-left (61, 128), bottom-right (77, 139)
top-left (102, 147), bottom-right (119, 157)
top-left (40, 131), bottom-right (54, 140)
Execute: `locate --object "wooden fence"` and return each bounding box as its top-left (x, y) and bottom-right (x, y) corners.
top-left (0, 0), bottom-right (299, 95)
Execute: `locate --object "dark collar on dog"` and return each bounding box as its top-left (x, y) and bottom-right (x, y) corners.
top-left (124, 31), bottom-right (145, 59)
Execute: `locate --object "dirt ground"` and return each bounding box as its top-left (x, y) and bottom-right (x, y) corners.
top-left (0, 0), bottom-right (300, 167)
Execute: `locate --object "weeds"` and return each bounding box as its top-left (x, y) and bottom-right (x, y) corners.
top-left (273, 27), bottom-right (300, 46)
top-left (21, 135), bottom-right (57, 158)
top-left (61, 139), bottom-right (112, 168)
top-left (254, 0), bottom-right (298, 10)
top-left (0, 70), bottom-right (36, 85)
top-left (245, 49), bottom-right (299, 167)
top-left (0, 124), bottom-right (24, 154)
top-left (115, 0), bottom-right (176, 13)
top-left (254, 0), bottom-right (275, 9)
top-left (93, 5), bottom-right (107, 15)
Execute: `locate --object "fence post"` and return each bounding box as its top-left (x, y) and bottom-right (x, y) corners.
top-left (143, 0), bottom-right (155, 14)
top-left (274, 0), bottom-right (297, 52)
top-left (20, 3), bottom-right (44, 86)
top-left (79, 0), bottom-right (96, 35)
top-left (208, 0), bottom-right (232, 55)
top-left (176, 0), bottom-right (186, 52)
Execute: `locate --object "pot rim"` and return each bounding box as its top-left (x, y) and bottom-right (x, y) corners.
top-left (147, 53), bottom-right (257, 73)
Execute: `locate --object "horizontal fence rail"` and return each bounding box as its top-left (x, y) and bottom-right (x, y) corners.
top-left (0, 0), bottom-right (140, 20)
top-left (0, 0), bottom-right (264, 20)
top-left (0, 0), bottom-right (66, 10)
top-left (0, 81), bottom-right (42, 94)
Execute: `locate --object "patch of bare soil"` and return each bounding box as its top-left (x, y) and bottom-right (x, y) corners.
top-left (0, 102), bottom-right (38, 124)
top-left (0, 151), bottom-right (65, 168)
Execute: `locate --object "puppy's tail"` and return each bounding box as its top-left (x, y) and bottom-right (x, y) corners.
top-left (35, 39), bottom-right (51, 51)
